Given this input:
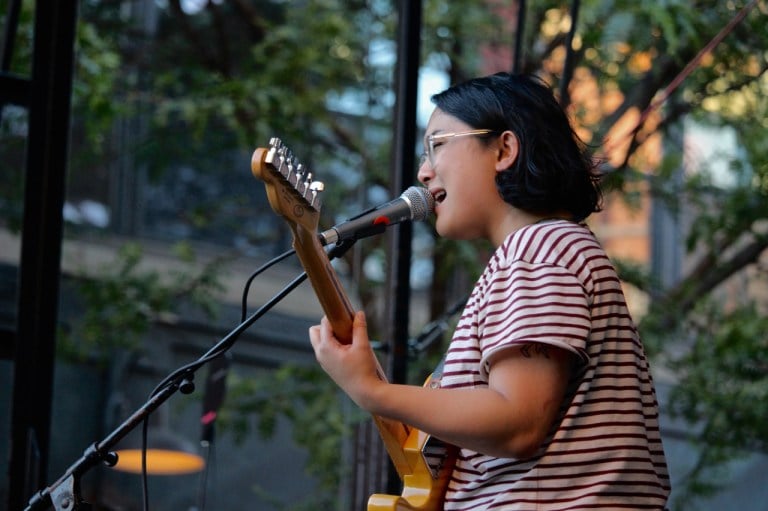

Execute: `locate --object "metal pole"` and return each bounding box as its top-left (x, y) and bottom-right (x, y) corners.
top-left (383, 0), bottom-right (422, 497)
top-left (512, 0), bottom-right (526, 73)
top-left (9, 0), bottom-right (78, 508)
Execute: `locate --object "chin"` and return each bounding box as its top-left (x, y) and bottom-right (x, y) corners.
top-left (434, 222), bottom-right (451, 239)
top-left (436, 223), bottom-right (468, 241)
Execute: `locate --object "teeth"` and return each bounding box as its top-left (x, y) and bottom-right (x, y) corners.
top-left (434, 191), bottom-right (446, 203)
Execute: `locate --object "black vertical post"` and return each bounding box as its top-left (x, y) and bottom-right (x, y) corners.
top-left (8, 0), bottom-right (78, 509)
top-left (559, 0), bottom-right (580, 108)
top-left (387, 0), bottom-right (421, 394)
top-left (512, 0), bottom-right (526, 74)
top-left (384, 0), bottom-right (421, 495)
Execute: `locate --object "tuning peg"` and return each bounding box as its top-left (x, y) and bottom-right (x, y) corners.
top-left (295, 161), bottom-right (305, 177)
top-left (265, 138), bottom-right (283, 165)
top-left (308, 180), bottom-right (324, 209)
top-left (276, 146), bottom-right (291, 178)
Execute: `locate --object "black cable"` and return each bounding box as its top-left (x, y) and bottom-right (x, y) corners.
top-left (138, 239), bottom-right (356, 511)
top-left (241, 249), bottom-right (296, 322)
top-left (140, 417), bottom-right (150, 511)
top-left (149, 252), bottom-right (303, 399)
top-left (137, 249), bottom-right (305, 511)
top-left (193, 249), bottom-right (297, 511)
top-left (408, 294), bottom-right (468, 356)
top-left (196, 435), bottom-right (215, 511)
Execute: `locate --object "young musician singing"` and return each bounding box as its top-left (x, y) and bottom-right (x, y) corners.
top-left (309, 72), bottom-right (670, 510)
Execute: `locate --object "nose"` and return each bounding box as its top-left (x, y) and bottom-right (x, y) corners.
top-left (417, 158), bottom-right (433, 185)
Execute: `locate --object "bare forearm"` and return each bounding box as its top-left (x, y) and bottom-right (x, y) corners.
top-left (363, 381), bottom-right (543, 459)
top-left (309, 313), bottom-right (571, 459)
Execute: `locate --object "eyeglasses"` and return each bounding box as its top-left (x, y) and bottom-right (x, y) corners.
top-left (419, 129), bottom-right (495, 168)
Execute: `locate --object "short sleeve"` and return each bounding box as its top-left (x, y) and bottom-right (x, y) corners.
top-left (478, 260), bottom-right (590, 380)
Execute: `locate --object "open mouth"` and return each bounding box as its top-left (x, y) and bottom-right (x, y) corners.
top-left (432, 190), bottom-right (446, 203)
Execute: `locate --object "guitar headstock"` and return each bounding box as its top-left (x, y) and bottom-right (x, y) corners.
top-left (251, 137), bottom-right (325, 234)
top-left (252, 137), bottom-right (356, 343)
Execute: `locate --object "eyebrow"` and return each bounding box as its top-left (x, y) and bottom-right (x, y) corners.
top-left (423, 128), bottom-right (448, 143)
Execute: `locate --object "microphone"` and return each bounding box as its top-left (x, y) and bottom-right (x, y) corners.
top-left (319, 186), bottom-right (434, 245)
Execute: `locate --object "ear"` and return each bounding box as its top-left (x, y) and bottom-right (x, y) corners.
top-left (495, 131), bottom-right (519, 172)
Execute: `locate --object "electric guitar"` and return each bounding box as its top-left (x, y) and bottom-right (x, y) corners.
top-left (251, 138), bottom-right (456, 511)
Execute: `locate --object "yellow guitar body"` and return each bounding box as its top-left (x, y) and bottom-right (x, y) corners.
top-left (368, 427), bottom-right (456, 511)
top-left (251, 138), bottom-right (455, 511)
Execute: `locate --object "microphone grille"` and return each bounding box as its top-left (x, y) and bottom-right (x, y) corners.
top-left (402, 186), bottom-right (435, 222)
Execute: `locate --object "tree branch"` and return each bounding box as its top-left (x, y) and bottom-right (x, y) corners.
top-left (652, 234), bottom-right (768, 329)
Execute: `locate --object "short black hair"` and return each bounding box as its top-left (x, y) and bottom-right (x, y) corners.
top-left (431, 73), bottom-right (602, 222)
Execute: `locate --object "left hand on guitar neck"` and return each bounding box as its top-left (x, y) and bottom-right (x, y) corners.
top-left (310, 309), bottom-right (576, 460)
top-left (309, 311), bottom-right (385, 411)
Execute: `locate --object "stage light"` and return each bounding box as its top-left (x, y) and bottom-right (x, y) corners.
top-left (113, 427), bottom-right (204, 475)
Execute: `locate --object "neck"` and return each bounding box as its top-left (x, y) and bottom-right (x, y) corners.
top-left (491, 209), bottom-right (570, 247)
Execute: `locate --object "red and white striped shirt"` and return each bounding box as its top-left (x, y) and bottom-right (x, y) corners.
top-left (440, 220), bottom-right (670, 510)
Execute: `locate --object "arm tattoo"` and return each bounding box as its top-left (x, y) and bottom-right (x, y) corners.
top-left (520, 342), bottom-right (551, 359)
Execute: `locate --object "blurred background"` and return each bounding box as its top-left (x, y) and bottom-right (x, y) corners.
top-left (1, 1), bottom-right (767, 510)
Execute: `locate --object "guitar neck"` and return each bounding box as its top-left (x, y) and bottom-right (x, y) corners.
top-left (251, 141), bottom-right (413, 480)
top-left (292, 226), bottom-right (356, 344)
top-left (291, 226), bottom-right (415, 477)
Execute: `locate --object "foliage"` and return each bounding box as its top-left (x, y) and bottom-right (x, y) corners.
top-left (0, 0), bottom-right (34, 232)
top-left (58, 242), bottom-right (225, 365)
top-left (220, 363), bottom-right (365, 510)
top-left (4, 0), bottom-right (768, 508)
top-left (568, 3), bottom-right (768, 506)
top-left (664, 301), bottom-right (768, 508)
top-left (0, 121), bottom-right (25, 232)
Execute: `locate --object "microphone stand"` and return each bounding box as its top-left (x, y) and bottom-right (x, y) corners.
top-left (23, 240), bottom-right (355, 511)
